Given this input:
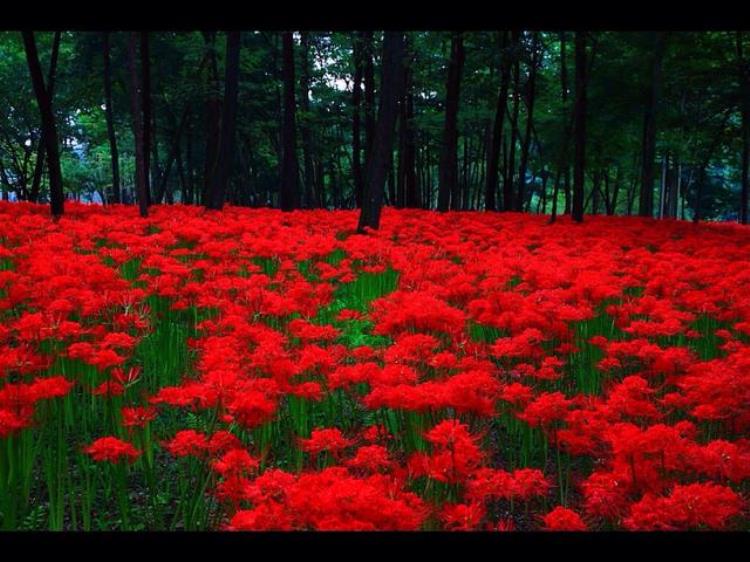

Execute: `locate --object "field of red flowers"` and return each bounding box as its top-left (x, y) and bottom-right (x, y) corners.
top-left (1, 201), bottom-right (749, 531)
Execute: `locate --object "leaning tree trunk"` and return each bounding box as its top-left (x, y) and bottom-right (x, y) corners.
top-left (22, 31), bottom-right (64, 217)
top-left (127, 33), bottom-right (149, 217)
top-left (279, 31), bottom-right (299, 212)
top-left (29, 31), bottom-right (60, 204)
top-left (437, 32), bottom-right (465, 212)
top-left (485, 31), bottom-right (512, 212)
top-left (206, 32), bottom-right (241, 210)
top-left (638, 32), bottom-right (665, 218)
top-left (571, 31), bottom-right (587, 223)
top-left (357, 32), bottom-right (405, 232)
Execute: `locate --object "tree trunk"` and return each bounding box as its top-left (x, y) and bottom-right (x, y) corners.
top-left (22, 31), bottom-right (64, 217)
top-left (279, 31), bottom-right (299, 212)
top-left (102, 32), bottom-right (121, 204)
top-left (571, 31), bottom-right (587, 223)
top-left (737, 31), bottom-right (749, 224)
top-left (517, 32), bottom-right (539, 212)
top-left (126, 33), bottom-right (149, 217)
top-left (363, 32), bottom-right (376, 168)
top-left (140, 32), bottom-right (152, 207)
top-left (504, 43), bottom-right (521, 211)
top-left (638, 31), bottom-right (666, 218)
top-left (352, 32), bottom-right (364, 208)
top-left (206, 32), bottom-right (241, 210)
top-left (202, 31), bottom-right (221, 205)
top-left (485, 31), bottom-right (512, 211)
top-left (357, 32), bottom-right (405, 232)
top-left (29, 31), bottom-right (60, 204)
top-left (300, 32), bottom-right (317, 208)
top-left (436, 32), bottom-right (465, 212)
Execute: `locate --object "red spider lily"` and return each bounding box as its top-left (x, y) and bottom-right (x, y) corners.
top-left (85, 436), bottom-right (141, 463)
top-left (121, 405), bottom-right (157, 428)
top-left (623, 483), bottom-right (744, 530)
top-left (542, 506), bottom-right (588, 531)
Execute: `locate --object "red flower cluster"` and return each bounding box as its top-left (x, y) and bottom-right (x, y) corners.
top-left (2, 202), bottom-right (750, 530)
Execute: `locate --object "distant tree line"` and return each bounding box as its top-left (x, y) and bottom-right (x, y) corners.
top-left (1, 30), bottom-right (748, 228)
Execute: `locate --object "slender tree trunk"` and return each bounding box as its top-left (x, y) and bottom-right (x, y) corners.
top-left (505, 46), bottom-right (521, 211)
top-left (363, 32), bottom-right (376, 168)
top-left (485, 31), bottom-right (512, 211)
top-left (300, 32), bottom-right (317, 208)
top-left (437, 32), bottom-right (465, 212)
top-left (23, 31), bottom-right (64, 217)
top-left (639, 31), bottom-right (666, 218)
top-left (140, 32), bottom-right (153, 206)
top-left (206, 32), bottom-right (241, 210)
top-left (202, 31), bottom-right (221, 205)
top-left (550, 32), bottom-right (569, 223)
top-left (571, 31), bottom-right (587, 223)
top-left (737, 31), bottom-right (749, 224)
top-left (29, 31), bottom-right (60, 203)
top-left (126, 33), bottom-right (148, 217)
top-left (517, 32), bottom-right (539, 212)
top-left (102, 32), bottom-right (121, 204)
top-left (357, 32), bottom-right (405, 232)
top-left (279, 32), bottom-right (299, 212)
top-left (352, 32), bottom-right (364, 208)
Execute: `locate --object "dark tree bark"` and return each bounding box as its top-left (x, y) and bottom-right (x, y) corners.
top-left (22, 31), bottom-right (64, 217)
top-left (737, 31), bottom-right (749, 225)
top-left (279, 31), bottom-right (299, 212)
top-left (102, 32), bottom-right (121, 204)
top-left (638, 32), bottom-right (666, 218)
top-left (352, 32), bottom-right (364, 208)
top-left (357, 32), bottom-right (405, 232)
top-left (299, 32), bottom-right (317, 208)
top-left (505, 55), bottom-right (521, 211)
top-left (202, 31), bottom-right (221, 205)
top-left (126, 33), bottom-right (149, 217)
top-left (29, 31), bottom-right (60, 204)
top-left (206, 32), bottom-right (241, 210)
top-left (485, 31), bottom-right (512, 211)
top-left (363, 32), bottom-right (376, 169)
top-left (571, 31), bottom-right (587, 223)
top-left (437, 32), bottom-right (465, 212)
top-left (517, 32), bottom-right (540, 212)
top-left (141, 32), bottom-right (152, 206)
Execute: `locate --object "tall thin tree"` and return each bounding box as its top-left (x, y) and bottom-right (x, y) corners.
top-left (127, 32), bottom-right (149, 217)
top-left (638, 32), bottom-right (666, 218)
top-left (141, 32), bottom-right (152, 206)
top-left (22, 31), bottom-right (64, 217)
top-left (485, 31), bottom-right (512, 211)
top-left (299, 32), bottom-right (317, 208)
top-left (279, 31), bottom-right (300, 212)
top-left (437, 32), bottom-right (465, 212)
top-left (102, 32), bottom-right (121, 204)
top-left (352, 32), bottom-right (364, 208)
top-left (206, 32), bottom-right (241, 210)
top-left (29, 31), bottom-right (60, 204)
top-left (737, 31), bottom-right (749, 225)
top-left (357, 32), bottom-right (406, 232)
top-left (517, 32), bottom-right (540, 211)
top-left (571, 31), bottom-right (587, 223)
